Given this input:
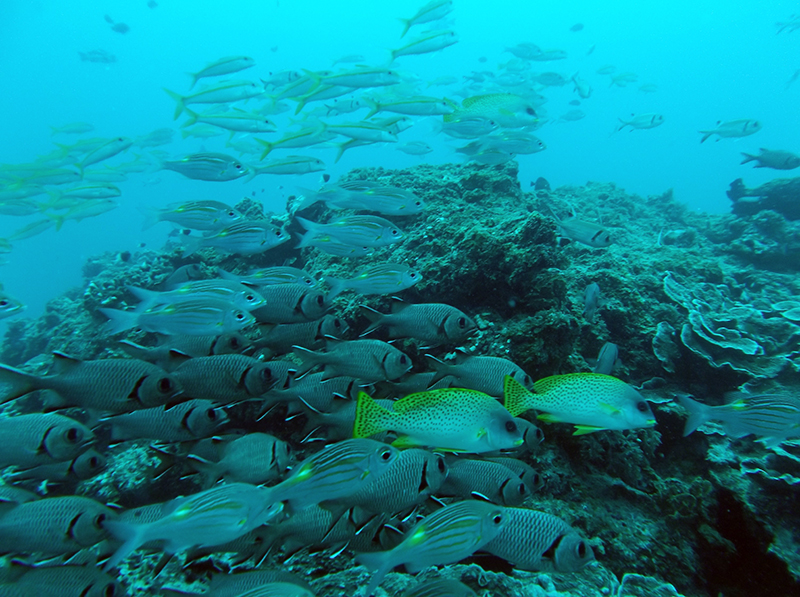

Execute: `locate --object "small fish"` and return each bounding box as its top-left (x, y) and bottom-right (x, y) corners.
top-left (558, 109), bottom-right (586, 122)
top-left (323, 121), bottom-right (398, 143)
top-left (111, 22), bottom-right (130, 34)
top-left (609, 71), bottom-right (638, 87)
top-left (102, 399), bottom-right (228, 442)
top-left (189, 56), bottom-right (256, 89)
top-left (16, 168), bottom-right (81, 186)
top-left (504, 43), bottom-right (543, 60)
top-left (49, 198), bottom-right (120, 230)
top-left (118, 333), bottom-right (249, 368)
top-left (189, 433), bottom-right (292, 485)
top-left (164, 80), bottom-right (265, 120)
top-left (266, 438), bottom-right (398, 510)
top-left (101, 298), bottom-right (256, 336)
top-left (325, 97), bottom-right (366, 116)
top-left (163, 264), bottom-right (204, 289)
top-left (571, 73), bottom-right (592, 98)
top-left (504, 374), bottom-right (656, 434)
top-left (440, 457), bottom-right (529, 505)
top-left (569, 23), bottom-right (584, 32)
top-left (445, 94), bottom-right (538, 128)
top-left (218, 266), bottom-right (316, 287)
top-left (296, 215), bottom-right (404, 248)
top-left (638, 83), bottom-right (658, 93)
top-left (263, 372), bottom-right (366, 416)
top-left (182, 109), bottom-right (276, 134)
top-left (182, 221), bottom-right (289, 256)
top-left (583, 282), bottom-right (601, 321)
top-left (255, 126), bottom-right (335, 159)
top-left (134, 128), bottom-right (175, 148)
top-left (7, 218), bottom-right (55, 241)
top-left (534, 72), bottom-right (567, 87)
top-left (428, 353), bottom-right (532, 398)
top-left (181, 124), bottom-right (226, 139)
top-left (162, 152), bottom-right (249, 182)
top-left (399, 0), bottom-right (453, 37)
top-left (740, 148), bottom-right (800, 170)
top-left (325, 263), bottom-right (422, 299)
top-left (392, 30), bottom-right (459, 60)
top-left (397, 141), bottom-right (434, 155)
top-left (332, 53), bottom-right (366, 65)
top-left (549, 208), bottom-right (612, 248)
top-left (482, 506), bottom-right (595, 572)
top-left (530, 49), bottom-right (568, 61)
top-left (677, 393), bottom-right (800, 447)
top-left (296, 235), bottom-right (374, 257)
top-left (366, 96), bottom-right (456, 118)
top-left (44, 184), bottom-right (121, 207)
top-left (355, 388), bottom-right (523, 453)
top-left (0, 565), bottom-right (121, 596)
top-left (592, 342), bottom-right (620, 375)
top-left (0, 413), bottom-right (93, 469)
top-left (321, 67), bottom-right (402, 89)
top-left (361, 301), bottom-right (476, 347)
top-left (440, 116), bottom-right (498, 139)
top-left (140, 199), bottom-right (243, 230)
top-left (249, 155), bottom-right (326, 178)
top-left (297, 182), bottom-right (426, 216)
top-left (356, 500), bottom-right (507, 596)
top-left (699, 119), bottom-right (762, 143)
top-left (103, 483), bottom-right (283, 570)
top-left (128, 279), bottom-right (267, 312)
top-left (0, 288), bottom-right (25, 320)
top-left (50, 122), bottom-right (94, 135)
top-left (250, 284), bottom-right (327, 324)
top-left (77, 137), bottom-right (132, 173)
top-left (255, 315), bottom-right (347, 355)
top-left (616, 113), bottom-right (664, 131)
top-left (0, 352), bottom-right (182, 412)
top-left (294, 338), bottom-right (412, 382)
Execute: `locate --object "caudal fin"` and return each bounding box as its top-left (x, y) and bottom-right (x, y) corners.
top-left (355, 550), bottom-right (393, 597)
top-left (163, 88), bottom-right (186, 120)
top-left (0, 364), bottom-right (39, 405)
top-left (675, 394), bottom-right (711, 436)
top-left (352, 391), bottom-right (391, 439)
top-left (740, 152), bottom-right (756, 165)
top-left (102, 519), bottom-right (148, 571)
top-left (99, 308), bottom-right (139, 335)
top-left (699, 131), bottom-right (713, 144)
top-left (504, 375), bottom-right (533, 417)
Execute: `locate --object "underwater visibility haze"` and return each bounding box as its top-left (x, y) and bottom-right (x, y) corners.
top-left (0, 1), bottom-right (800, 596)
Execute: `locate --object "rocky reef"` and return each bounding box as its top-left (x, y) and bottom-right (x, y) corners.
top-left (3, 161), bottom-right (800, 597)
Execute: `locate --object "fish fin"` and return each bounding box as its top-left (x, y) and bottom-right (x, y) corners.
top-left (256, 138), bottom-right (274, 160)
top-left (536, 413), bottom-right (564, 424)
top-left (675, 394), bottom-right (710, 436)
top-left (353, 391), bottom-right (392, 438)
top-left (98, 307), bottom-right (138, 335)
top-left (187, 71), bottom-right (198, 90)
top-left (137, 205), bottom-right (161, 230)
top-left (181, 109), bottom-right (199, 128)
top-left (391, 435), bottom-right (421, 449)
top-left (572, 425), bottom-right (605, 435)
top-left (165, 349), bottom-right (193, 370)
top-left (698, 131), bottom-right (713, 144)
top-left (503, 375), bottom-right (533, 417)
top-left (425, 354), bottom-right (452, 384)
top-left (127, 285), bottom-right (162, 305)
top-left (163, 88), bottom-right (185, 120)
top-left (291, 345), bottom-right (321, 377)
top-left (358, 305), bottom-right (384, 336)
top-left (398, 17), bottom-right (412, 38)
top-left (102, 519), bottom-right (148, 571)
top-left (740, 152), bottom-right (756, 165)
top-left (50, 351), bottom-right (82, 375)
top-left (355, 550), bottom-right (393, 597)
top-left (362, 97), bottom-right (380, 119)
top-left (325, 276), bottom-right (346, 300)
top-left (597, 402), bottom-right (622, 416)
top-left (0, 363), bottom-right (39, 404)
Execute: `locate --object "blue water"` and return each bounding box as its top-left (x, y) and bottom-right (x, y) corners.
top-left (1, 0), bottom-right (798, 316)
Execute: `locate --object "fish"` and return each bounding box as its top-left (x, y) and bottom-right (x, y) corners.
top-left (440, 457), bottom-right (529, 505)
top-left (189, 56), bottom-right (256, 88)
top-left (100, 298), bottom-right (256, 336)
top-left (365, 96), bottom-right (456, 119)
top-left (503, 374), bottom-right (656, 434)
top-left (558, 109), bottom-right (586, 122)
top-left (0, 352), bottom-right (182, 411)
top-left (15, 168), bottom-right (82, 186)
top-left (548, 208), bottom-right (612, 248)
top-left (255, 315), bottom-right (347, 355)
top-left (355, 388), bottom-right (523, 453)
top-left (399, 0), bottom-right (453, 37)
top-left (182, 109), bottom-right (276, 134)
top-left (8, 447), bottom-right (107, 484)
top-left (638, 83), bottom-right (658, 93)
top-left (531, 49), bottom-right (568, 61)
top-left (76, 137), bottom-right (132, 173)
top-left (356, 500), bottom-right (507, 596)
top-left (7, 218), bottom-right (55, 242)
top-left (50, 122), bottom-right (94, 135)
top-left (218, 266), bottom-right (316, 288)
top-left (250, 284), bottom-right (328, 324)
top-left (262, 372), bottom-right (366, 415)
top-left (0, 289), bottom-right (25, 320)
top-left (591, 342), bottom-right (620, 375)
top-left (162, 152), bottom-right (249, 182)
top-left (0, 565), bottom-right (121, 596)
top-left (187, 571), bottom-right (313, 597)
top-left (101, 399), bottom-right (228, 442)
top-left (0, 413), bottom-right (93, 469)
top-left (608, 72), bottom-right (638, 87)
top-left (504, 43), bottom-right (543, 60)
top-left (699, 119), bottom-right (762, 143)
top-left (467, 131), bottom-right (546, 155)
top-left (171, 353), bottom-right (284, 404)
top-left (444, 94), bottom-right (538, 128)
top-left (140, 199), bottom-right (243, 230)
top-left (266, 438), bottom-right (399, 510)
top-left (320, 67), bottom-right (402, 89)
top-left (325, 263), bottom-right (422, 299)
top-left (326, 97), bottom-right (367, 116)
top-left (482, 506), bottom-right (595, 572)
top-left (323, 121), bottom-right (399, 143)
top-left (339, 448), bottom-right (448, 514)
top-left (0, 495), bottom-right (114, 555)
top-left (391, 30), bottom-right (459, 60)
top-left (296, 234), bottom-right (374, 257)
top-left (440, 115), bottom-right (498, 139)
top-left (534, 72), bottom-right (567, 87)
top-left (402, 579), bottom-right (478, 597)
top-left (182, 221), bottom-right (289, 256)
top-left (0, 199), bottom-right (40, 216)
top-left (164, 80), bottom-right (265, 120)
top-left (294, 339), bottom-right (412, 382)
top-left (571, 73), bottom-right (592, 98)
top-left (740, 148), bottom-right (800, 170)
top-left (428, 353), bottom-right (532, 397)
top-left (182, 124), bottom-right (226, 139)
top-left (676, 393), bottom-right (800, 447)
top-left (44, 184), bottom-right (121, 206)
top-left (134, 128), bottom-right (175, 148)
top-left (296, 182), bottom-right (426, 215)
top-left (128, 280), bottom-right (267, 312)
top-left (296, 215), bottom-right (404, 248)
top-left (188, 433), bottom-right (292, 485)
top-left (616, 113), bottom-right (664, 131)
top-left (255, 126), bottom-right (336, 159)
top-left (162, 264), bottom-right (205, 289)
top-left (103, 483), bottom-right (283, 570)
top-left (397, 141), bottom-right (434, 155)
top-left (49, 198), bottom-right (120, 230)
top-left (361, 301), bottom-right (476, 347)
top-left (483, 455), bottom-right (543, 493)
top-left (118, 333), bottom-right (249, 368)
top-left (583, 282), bottom-right (601, 321)
top-left (249, 155), bottom-right (326, 178)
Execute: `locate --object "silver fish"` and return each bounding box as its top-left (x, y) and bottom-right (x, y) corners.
top-left (740, 148), bottom-right (800, 170)
top-left (140, 200), bottom-right (243, 230)
top-left (428, 353), bottom-right (532, 397)
top-left (296, 182), bottom-right (426, 216)
top-left (118, 333), bottom-right (250, 369)
top-left (0, 413), bottom-right (93, 469)
top-left (699, 119), bottom-right (762, 143)
top-left (171, 353), bottom-right (282, 404)
top-left (549, 208), bottom-right (612, 248)
top-left (255, 315), bottom-right (348, 355)
top-left (182, 221), bottom-right (289, 256)
top-left (101, 298), bottom-right (255, 336)
top-left (0, 565), bottom-right (121, 597)
top-left (583, 282), bottom-right (601, 321)
top-left (189, 433), bottom-right (292, 485)
top-left (250, 284), bottom-right (327, 324)
top-left (294, 339), bottom-right (412, 382)
top-left (296, 215), bottom-right (404, 248)
top-left (440, 458), bottom-right (528, 505)
top-left (0, 290), bottom-right (25, 320)
top-left (101, 399), bottom-right (228, 442)
top-left (402, 579), bottom-right (478, 597)
top-left (218, 266), bottom-right (316, 287)
top-left (128, 279), bottom-right (267, 312)
top-left (0, 352), bottom-right (182, 411)
top-left (162, 152), bottom-right (250, 181)
top-left (189, 56), bottom-right (256, 88)
top-left (592, 342), bottom-right (619, 375)
top-left (361, 301), bottom-right (476, 346)
top-left (326, 263), bottom-right (422, 299)
top-left (7, 448), bottom-right (107, 483)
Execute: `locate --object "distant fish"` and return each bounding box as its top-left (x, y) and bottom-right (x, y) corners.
top-left (596, 65), bottom-right (616, 75)
top-left (110, 22), bottom-right (130, 34)
top-left (325, 263), bottom-right (422, 298)
top-left (548, 207), bottom-right (612, 248)
top-left (609, 72), bottom-right (638, 87)
top-left (78, 49), bottom-right (117, 64)
top-left (699, 119), bottom-right (761, 143)
top-left (571, 73), bottom-right (592, 98)
top-left (181, 221), bottom-right (289, 256)
top-left (188, 56), bottom-right (256, 89)
top-left (249, 155), bottom-right (326, 178)
top-left (569, 23), bottom-right (584, 32)
top-left (360, 301), bottom-right (476, 346)
top-left (616, 113), bottom-right (664, 132)
top-left (164, 81), bottom-right (265, 120)
top-left (162, 153), bottom-right (249, 182)
top-left (530, 49), bottom-right (568, 61)
top-left (403, 579), bottom-right (477, 597)
top-left (102, 399), bottom-right (227, 442)
top-left (296, 182), bottom-right (425, 215)
top-left (533, 177), bottom-right (550, 190)
top-left (440, 116), bottom-right (498, 139)
top-left (391, 30), bottom-right (459, 60)
top-left (676, 393), bottom-right (800, 447)
top-left (740, 148), bottom-right (800, 170)
top-left (397, 140), bottom-right (434, 155)
top-left (398, 0), bottom-right (453, 37)
top-left (218, 266), bottom-right (316, 287)
top-left (445, 94), bottom-right (538, 128)
top-left (786, 69), bottom-right (800, 89)
top-left (504, 42), bottom-right (543, 60)
top-left (296, 214), bottom-right (404, 249)
top-left (332, 53), bottom-right (366, 65)
top-left (128, 279), bottom-right (267, 312)
top-left (77, 136), bottom-right (132, 173)
top-left (140, 199), bottom-right (243, 230)
top-left (582, 282), bottom-right (601, 321)
top-left (558, 109), bottom-right (585, 122)
top-left (50, 122), bottom-right (95, 135)
top-left (592, 342), bottom-right (620, 375)
top-left (638, 83), bottom-right (658, 93)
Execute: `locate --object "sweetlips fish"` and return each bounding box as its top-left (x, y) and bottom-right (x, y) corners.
top-left (699, 119), bottom-right (762, 143)
top-left (356, 500), bottom-right (507, 596)
top-left (504, 374), bottom-right (655, 434)
top-left (354, 387), bottom-right (524, 452)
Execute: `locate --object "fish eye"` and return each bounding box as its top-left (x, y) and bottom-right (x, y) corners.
top-left (577, 541), bottom-right (588, 558)
top-left (206, 409), bottom-right (217, 420)
top-left (379, 448), bottom-right (393, 461)
top-left (410, 272), bottom-right (418, 278)
top-left (533, 473), bottom-right (541, 485)
top-left (227, 210), bottom-right (236, 217)
top-left (437, 457), bottom-right (446, 472)
top-left (0, 300), bottom-right (7, 307)
top-left (534, 428), bottom-right (544, 442)
top-left (102, 584), bottom-right (117, 597)
top-left (518, 484), bottom-right (525, 495)
top-left (492, 514), bottom-right (503, 525)
top-left (505, 420), bottom-right (517, 433)
top-left (400, 355), bottom-right (408, 365)
top-left (235, 164), bottom-right (242, 169)
top-left (246, 294), bottom-right (256, 301)
top-left (260, 367), bottom-right (273, 382)
top-left (316, 295), bottom-right (324, 305)
top-left (66, 427), bottom-right (80, 442)
top-left (391, 229), bottom-right (400, 236)
top-left (457, 317), bottom-right (466, 328)
top-left (158, 377), bottom-right (174, 393)
top-left (229, 337), bottom-right (241, 348)
top-left (333, 318), bottom-right (342, 328)
top-left (89, 455), bottom-right (100, 468)
top-left (95, 513), bottom-right (107, 527)
top-left (636, 401), bottom-right (649, 413)
top-left (526, 107), bottom-right (535, 115)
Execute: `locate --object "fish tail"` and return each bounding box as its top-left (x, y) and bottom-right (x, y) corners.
top-left (102, 519), bottom-right (148, 571)
top-left (98, 307), bottom-right (139, 335)
top-left (117, 340), bottom-right (153, 361)
top-left (137, 205), bottom-right (161, 231)
top-left (180, 235), bottom-right (202, 256)
top-left (185, 454), bottom-right (221, 483)
top-left (294, 187), bottom-right (320, 212)
top-left (187, 71), bottom-right (198, 90)
top-left (163, 88), bottom-right (185, 120)
top-left (0, 363), bottom-right (40, 404)
top-left (398, 17), bottom-right (412, 38)
top-left (47, 213), bottom-right (66, 232)
top-left (675, 394), bottom-right (711, 436)
top-left (740, 152), bottom-right (756, 165)
top-left (181, 109), bottom-right (199, 128)
top-left (504, 375), bottom-right (533, 417)
top-left (699, 131), bottom-right (712, 144)
top-left (127, 285), bottom-right (162, 307)
top-left (292, 345), bottom-right (323, 377)
top-left (363, 98), bottom-right (380, 119)
top-left (324, 276), bottom-right (346, 300)
top-left (353, 391), bottom-right (391, 438)
top-left (358, 305), bottom-right (384, 336)
top-left (355, 550), bottom-right (393, 596)
top-left (49, 125), bottom-right (62, 135)
top-left (256, 138), bottom-right (273, 160)
top-left (334, 141), bottom-right (350, 164)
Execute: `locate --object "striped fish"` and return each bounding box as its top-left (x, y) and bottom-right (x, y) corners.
top-left (325, 263), bottom-right (422, 299)
top-left (129, 279), bottom-right (267, 312)
top-left (296, 214), bottom-right (404, 248)
top-left (218, 266), bottom-right (316, 287)
top-left (267, 438), bottom-right (398, 511)
top-left (100, 298), bottom-right (255, 336)
top-left (355, 500), bottom-right (507, 596)
top-left (677, 393), bottom-right (800, 447)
